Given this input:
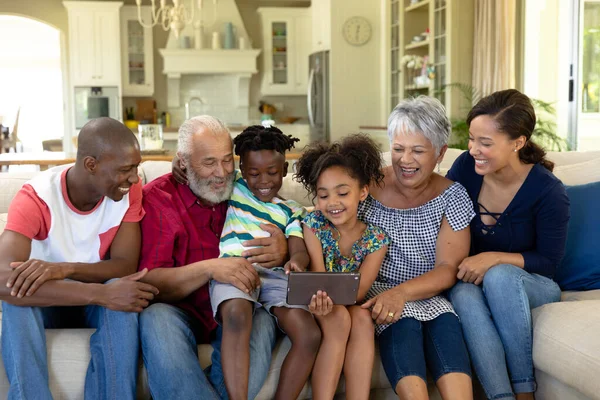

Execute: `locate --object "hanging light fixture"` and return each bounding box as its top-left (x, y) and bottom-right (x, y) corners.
top-left (136, 0), bottom-right (216, 39)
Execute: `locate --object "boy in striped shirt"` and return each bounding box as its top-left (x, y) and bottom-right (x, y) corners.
top-left (210, 125), bottom-right (321, 400)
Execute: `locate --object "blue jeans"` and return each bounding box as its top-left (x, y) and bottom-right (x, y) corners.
top-left (378, 312), bottom-right (471, 390)
top-left (1, 302), bottom-right (139, 400)
top-left (139, 302), bottom-right (276, 400)
top-left (449, 264), bottom-right (561, 400)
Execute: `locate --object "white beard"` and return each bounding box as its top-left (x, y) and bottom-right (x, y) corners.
top-left (187, 168), bottom-right (234, 205)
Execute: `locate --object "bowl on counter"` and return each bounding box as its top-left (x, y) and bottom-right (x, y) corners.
top-left (278, 116), bottom-right (301, 124)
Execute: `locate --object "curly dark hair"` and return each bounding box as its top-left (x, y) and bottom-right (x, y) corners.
top-left (233, 125), bottom-right (299, 159)
top-left (294, 134), bottom-right (385, 196)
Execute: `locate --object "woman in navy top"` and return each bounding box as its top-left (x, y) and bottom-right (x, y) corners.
top-left (447, 89), bottom-right (570, 400)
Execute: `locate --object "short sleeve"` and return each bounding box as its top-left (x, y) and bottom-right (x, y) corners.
top-left (302, 210), bottom-right (327, 240)
top-left (123, 181), bottom-right (145, 223)
top-left (364, 223), bottom-right (390, 254)
top-left (284, 200), bottom-right (306, 239)
top-left (5, 184), bottom-right (50, 240)
top-left (443, 183), bottom-right (475, 231)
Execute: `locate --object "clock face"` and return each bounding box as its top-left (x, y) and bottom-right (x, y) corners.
top-left (342, 16), bottom-right (372, 46)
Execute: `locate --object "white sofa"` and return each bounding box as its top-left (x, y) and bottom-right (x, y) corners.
top-left (0, 148), bottom-right (599, 400)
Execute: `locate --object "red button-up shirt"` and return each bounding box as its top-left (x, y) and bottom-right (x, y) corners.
top-left (139, 173), bottom-right (227, 343)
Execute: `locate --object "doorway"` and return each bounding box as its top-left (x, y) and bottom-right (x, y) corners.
top-left (0, 15), bottom-right (65, 153)
top-left (570, 0), bottom-right (600, 150)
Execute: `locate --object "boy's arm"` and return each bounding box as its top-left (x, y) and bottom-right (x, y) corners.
top-left (284, 236), bottom-right (310, 273)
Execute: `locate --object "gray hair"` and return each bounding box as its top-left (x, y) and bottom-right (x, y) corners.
top-left (177, 115), bottom-right (230, 158)
top-left (388, 96), bottom-right (451, 155)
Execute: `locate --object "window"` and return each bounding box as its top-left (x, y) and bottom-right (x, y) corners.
top-left (581, 1), bottom-right (600, 113)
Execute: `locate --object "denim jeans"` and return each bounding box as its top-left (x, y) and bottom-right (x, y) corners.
top-left (449, 264), bottom-right (561, 400)
top-left (139, 302), bottom-right (276, 400)
top-left (378, 312), bottom-right (471, 389)
top-left (1, 302), bottom-right (139, 400)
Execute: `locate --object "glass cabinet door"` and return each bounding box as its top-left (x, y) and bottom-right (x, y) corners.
top-left (120, 6), bottom-right (154, 96)
top-left (271, 21), bottom-right (289, 86)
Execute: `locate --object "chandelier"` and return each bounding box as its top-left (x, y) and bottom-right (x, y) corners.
top-left (135, 0), bottom-right (217, 39)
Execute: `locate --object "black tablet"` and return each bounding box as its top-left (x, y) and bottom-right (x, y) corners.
top-left (286, 272), bottom-right (361, 306)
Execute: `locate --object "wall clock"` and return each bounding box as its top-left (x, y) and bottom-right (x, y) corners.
top-left (342, 16), bottom-right (372, 46)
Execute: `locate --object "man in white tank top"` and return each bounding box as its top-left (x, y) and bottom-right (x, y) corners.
top-left (0, 118), bottom-right (159, 400)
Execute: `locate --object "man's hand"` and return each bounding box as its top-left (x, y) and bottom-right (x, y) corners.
top-left (7, 260), bottom-right (70, 298)
top-left (457, 253), bottom-right (497, 285)
top-left (309, 290), bottom-right (333, 316)
top-left (362, 287), bottom-right (406, 325)
top-left (209, 257), bottom-right (261, 294)
top-left (99, 269), bottom-right (159, 313)
top-left (241, 224), bottom-right (288, 268)
top-left (171, 155), bottom-right (188, 185)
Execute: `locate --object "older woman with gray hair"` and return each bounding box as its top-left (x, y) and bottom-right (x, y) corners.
top-left (359, 96), bottom-right (474, 399)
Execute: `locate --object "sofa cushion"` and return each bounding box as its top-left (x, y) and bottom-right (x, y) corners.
top-left (553, 157), bottom-right (600, 186)
top-left (555, 182), bottom-right (600, 291)
top-left (532, 300), bottom-right (600, 400)
top-left (0, 172), bottom-right (37, 214)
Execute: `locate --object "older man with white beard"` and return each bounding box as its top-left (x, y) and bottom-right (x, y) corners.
top-left (137, 116), bottom-right (287, 400)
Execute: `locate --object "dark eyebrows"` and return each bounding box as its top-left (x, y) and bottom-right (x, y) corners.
top-left (317, 183), bottom-right (351, 191)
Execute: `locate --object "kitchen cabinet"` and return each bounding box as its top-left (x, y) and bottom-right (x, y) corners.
top-left (64, 2), bottom-right (122, 87)
top-left (311, 0), bottom-right (331, 52)
top-left (120, 6), bottom-right (154, 96)
top-left (258, 8), bottom-right (312, 96)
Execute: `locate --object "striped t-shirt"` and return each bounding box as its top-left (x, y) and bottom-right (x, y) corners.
top-left (219, 171), bottom-right (306, 265)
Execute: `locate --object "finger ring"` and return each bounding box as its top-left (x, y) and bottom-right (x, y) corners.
top-left (388, 311), bottom-right (395, 319)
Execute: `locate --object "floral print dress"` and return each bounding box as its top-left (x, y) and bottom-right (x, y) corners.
top-left (302, 210), bottom-right (390, 273)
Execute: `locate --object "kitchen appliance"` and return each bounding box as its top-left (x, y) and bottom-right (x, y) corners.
top-left (74, 87), bottom-right (120, 129)
top-left (307, 51), bottom-right (330, 143)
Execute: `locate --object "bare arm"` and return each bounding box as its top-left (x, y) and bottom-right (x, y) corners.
top-left (141, 260), bottom-right (213, 302)
top-left (0, 230), bottom-right (157, 311)
top-left (284, 235), bottom-right (310, 273)
top-left (363, 217), bottom-right (470, 324)
top-left (303, 224), bottom-right (333, 315)
top-left (68, 222), bottom-right (141, 281)
top-left (7, 222), bottom-right (141, 297)
top-left (398, 216), bottom-right (470, 300)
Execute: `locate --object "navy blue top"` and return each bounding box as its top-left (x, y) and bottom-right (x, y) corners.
top-left (447, 152), bottom-right (570, 279)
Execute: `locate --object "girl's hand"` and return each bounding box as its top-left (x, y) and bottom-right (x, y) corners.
top-left (362, 288), bottom-right (406, 325)
top-left (172, 156), bottom-right (188, 185)
top-left (309, 290), bottom-right (333, 316)
top-left (457, 253), bottom-right (498, 285)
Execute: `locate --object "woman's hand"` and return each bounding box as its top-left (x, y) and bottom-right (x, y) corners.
top-left (456, 252), bottom-right (499, 285)
top-left (309, 290), bottom-right (333, 316)
top-left (171, 155), bottom-right (188, 185)
top-left (362, 287), bottom-right (406, 325)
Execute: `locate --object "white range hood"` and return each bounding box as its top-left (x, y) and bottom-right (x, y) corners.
top-left (159, 0), bottom-right (261, 110)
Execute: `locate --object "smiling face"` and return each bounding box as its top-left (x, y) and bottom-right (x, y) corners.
top-left (390, 131), bottom-right (446, 189)
top-left (468, 115), bottom-right (525, 175)
top-left (315, 165), bottom-right (368, 228)
top-left (240, 149), bottom-right (288, 202)
top-left (93, 143), bottom-right (142, 202)
top-left (180, 127), bottom-right (236, 204)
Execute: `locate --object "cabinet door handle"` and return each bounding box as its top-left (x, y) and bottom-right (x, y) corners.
top-left (98, 75), bottom-right (103, 79)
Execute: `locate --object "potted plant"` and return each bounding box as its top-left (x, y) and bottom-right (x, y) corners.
top-left (439, 83), bottom-right (568, 151)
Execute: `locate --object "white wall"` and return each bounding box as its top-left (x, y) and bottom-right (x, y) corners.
top-left (329, 0), bottom-right (382, 141)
